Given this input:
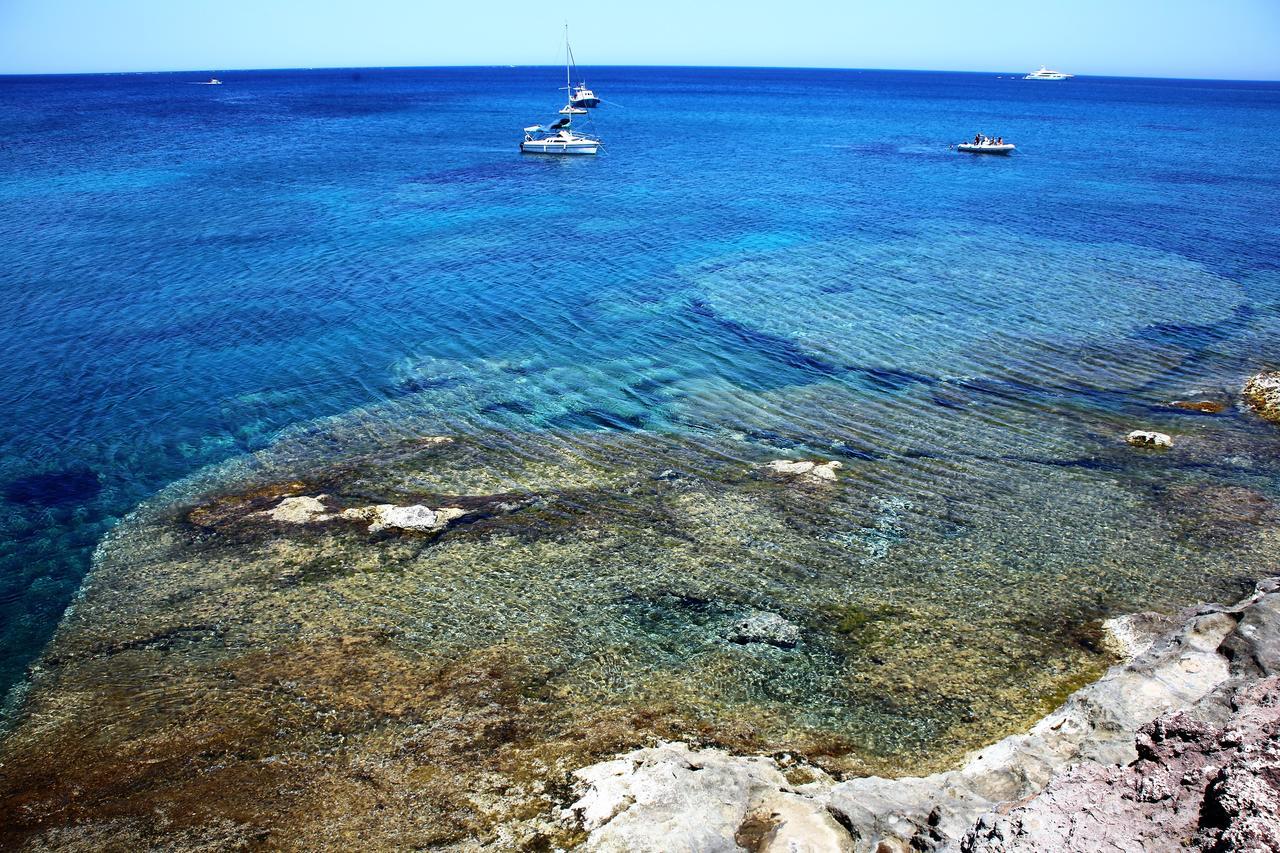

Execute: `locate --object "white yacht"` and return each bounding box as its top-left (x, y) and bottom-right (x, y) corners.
top-left (520, 26), bottom-right (602, 156)
top-left (1023, 66), bottom-right (1072, 81)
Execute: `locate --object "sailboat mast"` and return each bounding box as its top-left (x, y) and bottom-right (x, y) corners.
top-left (565, 23), bottom-right (571, 122)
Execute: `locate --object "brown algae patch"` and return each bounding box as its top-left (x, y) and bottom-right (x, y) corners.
top-left (2, 427), bottom-right (1278, 848)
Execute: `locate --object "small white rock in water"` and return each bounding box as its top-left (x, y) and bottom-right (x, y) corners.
top-left (726, 610), bottom-right (802, 648)
top-left (810, 460), bottom-right (842, 481)
top-left (342, 504), bottom-right (466, 533)
top-left (1125, 430), bottom-right (1172, 448)
top-left (764, 459), bottom-right (843, 481)
top-left (263, 495), bottom-right (333, 524)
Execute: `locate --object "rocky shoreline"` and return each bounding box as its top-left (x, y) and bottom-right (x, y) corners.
top-left (563, 578), bottom-right (1280, 852)
top-left (0, 372), bottom-right (1277, 850)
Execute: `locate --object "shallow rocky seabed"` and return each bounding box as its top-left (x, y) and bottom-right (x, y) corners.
top-left (1, 367), bottom-right (1279, 850)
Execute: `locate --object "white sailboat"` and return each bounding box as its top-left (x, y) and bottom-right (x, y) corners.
top-left (521, 25), bottom-right (602, 156)
top-left (521, 119), bottom-right (600, 155)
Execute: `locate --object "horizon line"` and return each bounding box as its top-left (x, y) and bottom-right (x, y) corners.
top-left (1, 63), bottom-right (1278, 84)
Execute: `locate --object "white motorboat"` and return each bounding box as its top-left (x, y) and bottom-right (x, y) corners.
top-left (569, 83), bottom-right (600, 108)
top-left (558, 104), bottom-right (588, 115)
top-left (956, 141), bottom-right (1016, 155)
top-left (1023, 66), bottom-right (1072, 81)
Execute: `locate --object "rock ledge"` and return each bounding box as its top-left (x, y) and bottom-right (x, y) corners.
top-left (567, 578), bottom-right (1280, 852)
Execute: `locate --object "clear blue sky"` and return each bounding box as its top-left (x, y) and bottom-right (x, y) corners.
top-left (2, 0), bottom-right (1278, 80)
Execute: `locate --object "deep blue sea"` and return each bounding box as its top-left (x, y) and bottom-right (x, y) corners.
top-left (1, 66), bottom-right (1278, 700)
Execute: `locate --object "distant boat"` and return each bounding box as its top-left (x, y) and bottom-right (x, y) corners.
top-left (192, 77), bottom-right (222, 85)
top-left (569, 83), bottom-right (600, 109)
top-left (1023, 66), bottom-right (1072, 81)
top-left (563, 31), bottom-right (601, 108)
top-left (520, 25), bottom-right (601, 156)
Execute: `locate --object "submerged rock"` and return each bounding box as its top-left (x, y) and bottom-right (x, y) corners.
top-left (258, 496), bottom-right (467, 534)
top-left (262, 494), bottom-right (334, 524)
top-left (1168, 399), bottom-right (1228, 414)
top-left (1126, 429), bottom-right (1173, 448)
top-left (1243, 371), bottom-right (1280, 423)
top-left (340, 503), bottom-right (466, 533)
top-left (763, 459), bottom-right (843, 482)
top-left (725, 610), bottom-right (802, 649)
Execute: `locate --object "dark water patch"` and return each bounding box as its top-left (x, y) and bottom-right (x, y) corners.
top-left (687, 297), bottom-right (845, 378)
top-left (3, 468), bottom-right (101, 508)
top-left (830, 441), bottom-right (885, 462)
top-left (858, 367), bottom-right (937, 393)
top-left (545, 408), bottom-right (649, 432)
top-left (740, 429), bottom-right (885, 463)
top-left (930, 389), bottom-right (970, 410)
top-left (482, 399), bottom-right (537, 418)
top-left (407, 161), bottom-right (520, 187)
top-left (1000, 455), bottom-right (1124, 472)
top-left (1136, 303), bottom-right (1254, 349)
top-left (397, 374), bottom-right (467, 395)
top-left (1149, 169), bottom-right (1272, 189)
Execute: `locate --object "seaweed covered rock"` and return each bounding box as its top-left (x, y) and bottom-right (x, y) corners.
top-left (1243, 371), bottom-right (1280, 423)
top-left (1168, 399), bottom-right (1228, 415)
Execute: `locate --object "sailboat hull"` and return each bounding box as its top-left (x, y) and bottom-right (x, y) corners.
top-left (520, 140), bottom-right (599, 155)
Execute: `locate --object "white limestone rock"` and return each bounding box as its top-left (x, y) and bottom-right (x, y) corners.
top-left (261, 495), bottom-right (334, 524)
top-left (341, 504), bottom-right (466, 533)
top-left (567, 741), bottom-right (848, 853)
top-left (1126, 430), bottom-right (1173, 448)
top-left (764, 459), bottom-right (844, 482)
top-left (1102, 611), bottom-right (1181, 660)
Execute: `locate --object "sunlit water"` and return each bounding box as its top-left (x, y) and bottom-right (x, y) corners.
top-left (1, 66), bottom-right (1278, 717)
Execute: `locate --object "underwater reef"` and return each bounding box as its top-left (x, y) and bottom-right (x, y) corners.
top-left (1, 370), bottom-right (1279, 851)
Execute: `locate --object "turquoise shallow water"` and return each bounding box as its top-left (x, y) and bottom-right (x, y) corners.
top-left (0, 66), bottom-right (1279, 700)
